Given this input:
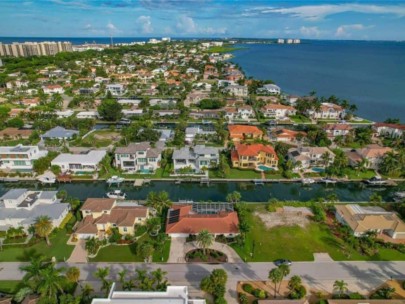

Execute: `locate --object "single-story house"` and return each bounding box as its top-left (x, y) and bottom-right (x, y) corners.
top-left (41, 126), bottom-right (79, 140)
top-left (51, 150), bottom-right (107, 174)
top-left (0, 128), bottom-right (32, 140)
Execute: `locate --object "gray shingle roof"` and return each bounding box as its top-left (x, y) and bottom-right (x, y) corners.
top-left (0, 189), bottom-right (27, 200)
top-left (42, 127), bottom-right (79, 139)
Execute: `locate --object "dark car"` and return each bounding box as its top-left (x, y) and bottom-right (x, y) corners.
top-left (274, 259), bottom-right (292, 266)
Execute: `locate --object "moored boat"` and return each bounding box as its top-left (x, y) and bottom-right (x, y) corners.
top-left (106, 190), bottom-right (126, 199)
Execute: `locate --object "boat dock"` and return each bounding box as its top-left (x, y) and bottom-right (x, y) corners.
top-left (134, 179), bottom-right (151, 187)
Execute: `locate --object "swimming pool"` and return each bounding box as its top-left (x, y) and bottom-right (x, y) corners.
top-left (257, 165), bottom-right (274, 171)
top-left (312, 167), bottom-right (325, 173)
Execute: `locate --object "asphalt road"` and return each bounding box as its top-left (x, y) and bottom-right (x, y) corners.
top-left (1, 261), bottom-right (404, 303)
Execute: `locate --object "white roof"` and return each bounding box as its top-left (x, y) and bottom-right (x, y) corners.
top-left (51, 150), bottom-right (106, 165)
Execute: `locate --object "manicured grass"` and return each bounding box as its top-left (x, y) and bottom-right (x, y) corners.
top-left (231, 205), bottom-right (405, 262)
top-left (0, 229), bottom-right (74, 262)
top-left (0, 280), bottom-right (23, 294)
top-left (205, 46), bottom-right (243, 53)
top-left (344, 168), bottom-right (376, 180)
top-left (90, 236), bottom-right (171, 263)
top-left (289, 115), bottom-right (311, 123)
top-left (209, 168), bottom-right (262, 179)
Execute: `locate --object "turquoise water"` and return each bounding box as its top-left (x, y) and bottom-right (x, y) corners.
top-left (231, 41), bottom-right (405, 122)
top-left (257, 165), bottom-right (274, 171)
top-left (312, 167), bottom-right (325, 173)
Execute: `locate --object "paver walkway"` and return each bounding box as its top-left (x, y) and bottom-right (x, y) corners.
top-left (168, 237), bottom-right (242, 263)
top-left (67, 240), bottom-right (87, 263)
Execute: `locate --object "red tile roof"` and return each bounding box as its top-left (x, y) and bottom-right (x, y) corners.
top-left (165, 205), bottom-right (239, 235)
top-left (228, 125), bottom-right (263, 139)
top-left (234, 143), bottom-right (278, 159)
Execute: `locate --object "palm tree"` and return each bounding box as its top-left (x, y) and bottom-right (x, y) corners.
top-left (139, 242), bottom-right (155, 263)
top-left (33, 216), bottom-right (53, 246)
top-left (288, 275), bottom-right (302, 291)
top-left (333, 280), bottom-right (348, 298)
top-left (36, 264), bottom-right (66, 302)
top-left (277, 265), bottom-right (290, 293)
top-left (94, 267), bottom-right (111, 294)
top-left (80, 284), bottom-right (94, 303)
top-left (321, 151), bottom-right (331, 167)
top-left (20, 256), bottom-right (47, 289)
top-left (268, 268), bottom-right (283, 298)
top-left (66, 267), bottom-right (80, 283)
top-left (151, 268), bottom-right (169, 291)
top-left (146, 191), bottom-right (172, 214)
top-left (117, 269), bottom-right (128, 288)
top-left (196, 229), bottom-right (214, 256)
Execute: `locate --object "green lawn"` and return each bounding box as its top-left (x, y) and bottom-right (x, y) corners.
top-left (205, 46), bottom-right (243, 53)
top-left (0, 229), bottom-right (74, 262)
top-left (0, 281), bottom-right (22, 294)
top-left (343, 168), bottom-right (376, 180)
top-left (231, 205), bottom-right (405, 262)
top-left (289, 115), bottom-right (312, 123)
top-left (90, 237), bottom-right (171, 263)
top-left (209, 168), bottom-right (262, 179)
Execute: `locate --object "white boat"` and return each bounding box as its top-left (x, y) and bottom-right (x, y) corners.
top-left (321, 178), bottom-right (337, 184)
top-left (394, 192), bottom-right (405, 201)
top-left (301, 178), bottom-right (315, 185)
top-left (366, 176), bottom-right (387, 185)
top-left (106, 176), bottom-right (125, 185)
top-left (106, 190), bottom-right (126, 199)
top-left (38, 176), bottom-right (56, 184)
top-left (37, 171), bottom-right (56, 184)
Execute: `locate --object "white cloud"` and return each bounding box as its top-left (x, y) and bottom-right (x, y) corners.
top-left (107, 21), bottom-right (121, 33)
top-left (300, 26), bottom-right (321, 37)
top-left (136, 15), bottom-right (153, 34)
top-left (335, 24), bottom-right (373, 37)
top-left (243, 4), bottom-right (405, 21)
top-left (176, 15), bottom-right (197, 33)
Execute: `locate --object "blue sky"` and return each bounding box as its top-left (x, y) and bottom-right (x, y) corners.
top-left (1, 0), bottom-right (405, 40)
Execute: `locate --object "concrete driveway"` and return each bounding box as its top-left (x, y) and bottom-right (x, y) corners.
top-left (168, 237), bottom-right (242, 263)
top-left (67, 240), bottom-right (87, 263)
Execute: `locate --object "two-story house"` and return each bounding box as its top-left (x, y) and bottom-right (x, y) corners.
top-left (75, 198), bottom-right (149, 239)
top-left (0, 145), bottom-right (48, 171)
top-left (288, 146), bottom-right (335, 170)
top-left (324, 123), bottom-right (352, 139)
top-left (308, 102), bottom-right (345, 120)
top-left (114, 142), bottom-right (163, 173)
top-left (173, 145), bottom-right (220, 173)
top-left (231, 143), bottom-right (278, 170)
top-left (228, 125), bottom-right (264, 142)
top-left (257, 83), bottom-right (281, 95)
top-left (260, 104), bottom-right (296, 119)
top-left (0, 189), bottom-right (70, 232)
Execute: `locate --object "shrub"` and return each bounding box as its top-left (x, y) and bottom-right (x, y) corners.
top-left (253, 289), bottom-right (267, 299)
top-left (403, 280), bottom-right (405, 290)
top-left (317, 300), bottom-right (328, 304)
top-left (239, 293), bottom-right (248, 304)
top-left (214, 297), bottom-right (227, 304)
top-left (242, 283), bottom-right (253, 294)
top-left (349, 292), bottom-right (365, 299)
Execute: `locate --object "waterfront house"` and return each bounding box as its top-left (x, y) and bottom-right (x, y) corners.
top-left (307, 102), bottom-right (345, 120)
top-left (172, 145), bottom-right (220, 173)
top-left (51, 150), bottom-right (107, 174)
top-left (165, 204), bottom-right (239, 237)
top-left (153, 109), bottom-right (181, 118)
top-left (260, 104), bottom-right (296, 119)
top-left (335, 204), bottom-right (405, 239)
top-left (75, 198), bottom-right (149, 239)
top-left (0, 145), bottom-right (47, 172)
top-left (41, 126), bottom-right (79, 140)
top-left (225, 106), bottom-right (255, 121)
top-left (114, 142), bottom-right (163, 173)
top-left (257, 84), bottom-right (281, 95)
top-left (122, 109), bottom-right (143, 118)
top-left (203, 65), bottom-right (219, 79)
top-left (0, 189), bottom-right (70, 232)
top-left (189, 110), bottom-right (223, 120)
top-left (287, 146), bottom-right (335, 170)
top-left (55, 110), bottom-right (75, 118)
top-left (228, 124), bottom-right (264, 142)
top-left (149, 98), bottom-right (177, 107)
top-left (91, 284), bottom-right (205, 304)
top-left (345, 144), bottom-right (392, 170)
top-left (0, 128), bottom-right (32, 140)
top-left (231, 143), bottom-right (278, 170)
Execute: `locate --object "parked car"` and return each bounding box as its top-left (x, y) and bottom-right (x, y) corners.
top-left (274, 259), bottom-right (292, 266)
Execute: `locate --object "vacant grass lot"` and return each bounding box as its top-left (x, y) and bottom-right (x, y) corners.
top-left (231, 205), bottom-right (405, 262)
top-left (0, 230), bottom-right (74, 262)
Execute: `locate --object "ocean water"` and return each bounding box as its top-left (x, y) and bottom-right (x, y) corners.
top-left (231, 40), bottom-right (405, 122)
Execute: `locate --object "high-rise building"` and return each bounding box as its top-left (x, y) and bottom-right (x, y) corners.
top-left (0, 41), bottom-right (73, 57)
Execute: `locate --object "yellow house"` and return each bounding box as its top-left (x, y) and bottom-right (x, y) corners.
top-left (231, 143), bottom-right (278, 169)
top-left (75, 198), bottom-right (149, 239)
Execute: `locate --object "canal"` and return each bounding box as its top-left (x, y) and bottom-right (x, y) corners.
top-left (0, 181), bottom-right (403, 202)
